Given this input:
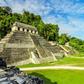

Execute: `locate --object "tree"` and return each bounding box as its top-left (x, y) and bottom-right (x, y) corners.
top-left (43, 24), bottom-right (59, 41)
top-left (69, 37), bottom-right (84, 52)
top-left (3, 6), bottom-right (12, 14)
top-left (59, 34), bottom-right (70, 45)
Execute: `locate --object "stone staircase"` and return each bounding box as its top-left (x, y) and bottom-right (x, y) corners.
top-left (31, 35), bottom-right (48, 58)
top-left (8, 31), bottom-right (33, 44)
top-left (32, 35), bottom-right (64, 59)
top-left (0, 31), bottom-right (35, 64)
top-left (0, 22), bottom-right (64, 65)
top-left (0, 32), bottom-right (14, 43)
top-left (0, 48), bottom-right (30, 64)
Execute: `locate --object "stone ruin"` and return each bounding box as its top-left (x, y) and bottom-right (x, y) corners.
top-left (0, 22), bottom-right (64, 66)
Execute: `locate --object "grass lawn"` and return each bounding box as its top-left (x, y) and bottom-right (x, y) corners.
top-left (18, 57), bottom-right (84, 68)
top-left (71, 53), bottom-right (84, 57)
top-left (25, 70), bottom-right (84, 84)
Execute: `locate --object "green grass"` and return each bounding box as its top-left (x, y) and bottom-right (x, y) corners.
top-left (18, 57), bottom-right (84, 68)
top-left (73, 53), bottom-right (84, 57)
top-left (69, 52), bottom-right (84, 57)
top-left (25, 70), bottom-right (84, 84)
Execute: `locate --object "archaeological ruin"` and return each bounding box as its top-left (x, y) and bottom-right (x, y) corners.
top-left (0, 22), bottom-right (64, 65)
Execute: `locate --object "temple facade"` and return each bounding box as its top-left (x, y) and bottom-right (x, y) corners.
top-left (0, 22), bottom-right (64, 66)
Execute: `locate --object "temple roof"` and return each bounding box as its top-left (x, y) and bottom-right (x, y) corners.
top-left (13, 22), bottom-right (37, 31)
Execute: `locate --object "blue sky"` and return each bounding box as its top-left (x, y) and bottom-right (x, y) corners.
top-left (0, 0), bottom-right (84, 40)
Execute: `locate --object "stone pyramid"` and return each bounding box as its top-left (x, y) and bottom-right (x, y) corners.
top-left (0, 22), bottom-right (64, 66)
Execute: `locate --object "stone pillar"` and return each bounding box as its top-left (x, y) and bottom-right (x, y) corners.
top-left (24, 29), bottom-right (27, 32)
top-left (29, 30), bottom-right (31, 33)
top-left (36, 31), bottom-right (38, 34)
top-left (12, 26), bottom-right (18, 32)
top-left (32, 30), bottom-right (35, 34)
top-left (20, 28), bottom-right (23, 31)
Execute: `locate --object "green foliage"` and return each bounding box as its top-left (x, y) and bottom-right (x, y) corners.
top-left (42, 24), bottom-right (59, 41)
top-left (0, 6), bottom-right (84, 53)
top-left (18, 57), bottom-right (84, 68)
top-left (0, 7), bottom-right (59, 42)
top-left (69, 37), bottom-right (84, 52)
top-left (58, 34), bottom-right (84, 53)
top-left (59, 34), bottom-right (70, 45)
top-left (27, 70), bottom-right (84, 84)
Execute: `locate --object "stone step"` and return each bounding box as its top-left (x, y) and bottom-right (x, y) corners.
top-left (8, 31), bottom-right (33, 44)
top-left (34, 35), bottom-right (63, 57)
top-left (31, 35), bottom-right (48, 58)
top-left (0, 48), bottom-right (30, 64)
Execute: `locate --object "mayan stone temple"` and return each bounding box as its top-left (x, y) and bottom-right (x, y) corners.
top-left (0, 22), bottom-right (64, 65)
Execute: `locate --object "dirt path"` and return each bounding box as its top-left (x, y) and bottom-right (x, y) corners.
top-left (20, 65), bottom-right (84, 71)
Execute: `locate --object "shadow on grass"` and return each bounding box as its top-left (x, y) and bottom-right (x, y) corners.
top-left (29, 72), bottom-right (57, 84)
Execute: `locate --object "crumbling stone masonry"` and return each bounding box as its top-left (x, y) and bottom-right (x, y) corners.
top-left (0, 22), bottom-right (64, 65)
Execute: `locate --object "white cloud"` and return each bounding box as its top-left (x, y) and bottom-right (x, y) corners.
top-left (22, 0), bottom-right (52, 16)
top-left (49, 0), bottom-right (84, 14)
top-left (1, 0), bottom-right (84, 15)
top-left (43, 14), bottom-right (84, 38)
top-left (0, 0), bottom-right (7, 6)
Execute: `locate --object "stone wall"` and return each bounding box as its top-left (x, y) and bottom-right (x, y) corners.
top-left (0, 22), bottom-right (64, 65)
